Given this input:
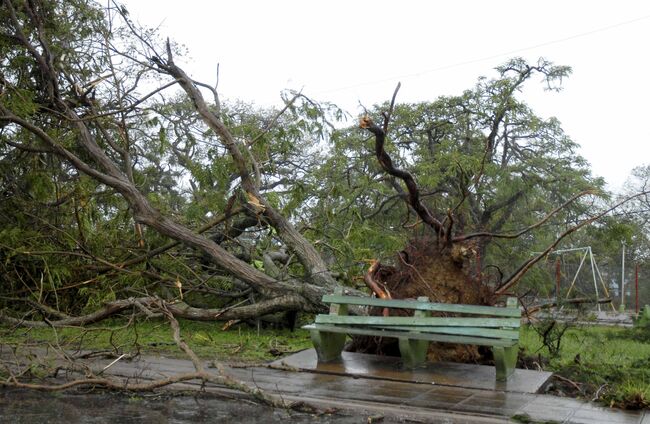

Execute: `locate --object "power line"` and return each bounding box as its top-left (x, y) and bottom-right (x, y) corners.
top-left (317, 13), bottom-right (650, 95)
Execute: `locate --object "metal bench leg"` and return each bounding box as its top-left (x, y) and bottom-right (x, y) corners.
top-left (493, 345), bottom-right (518, 381)
top-left (399, 338), bottom-right (429, 368)
top-left (310, 330), bottom-right (346, 362)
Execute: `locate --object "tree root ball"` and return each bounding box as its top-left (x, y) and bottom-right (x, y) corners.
top-left (346, 237), bottom-right (495, 363)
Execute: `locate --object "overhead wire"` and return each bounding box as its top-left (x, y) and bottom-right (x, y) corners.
top-left (316, 13), bottom-right (650, 96)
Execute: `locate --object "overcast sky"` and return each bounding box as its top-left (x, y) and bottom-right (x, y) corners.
top-left (122, 0), bottom-right (650, 191)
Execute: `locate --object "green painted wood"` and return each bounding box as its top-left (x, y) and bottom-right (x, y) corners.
top-left (315, 315), bottom-right (520, 328)
top-left (309, 329), bottom-right (346, 362)
top-left (328, 287), bottom-right (347, 315)
top-left (321, 295), bottom-right (521, 317)
top-left (399, 337), bottom-right (429, 369)
top-left (398, 297), bottom-right (430, 368)
top-left (310, 287), bottom-right (348, 362)
top-left (329, 302), bottom-right (348, 316)
top-left (367, 325), bottom-right (519, 340)
top-left (493, 345), bottom-right (518, 381)
top-left (302, 324), bottom-right (518, 347)
top-left (506, 297), bottom-right (518, 308)
top-left (306, 292), bottom-right (521, 380)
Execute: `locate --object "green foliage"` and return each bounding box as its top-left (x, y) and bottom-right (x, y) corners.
top-left (307, 58), bottom-right (604, 282)
top-left (608, 377), bottom-right (650, 409)
top-left (520, 324), bottom-right (650, 409)
top-left (0, 0), bottom-right (638, 329)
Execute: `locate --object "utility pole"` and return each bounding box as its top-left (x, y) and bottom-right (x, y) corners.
top-left (620, 241), bottom-right (626, 312)
top-left (634, 263), bottom-right (639, 317)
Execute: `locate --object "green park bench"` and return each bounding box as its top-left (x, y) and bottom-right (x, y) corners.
top-left (303, 290), bottom-right (522, 381)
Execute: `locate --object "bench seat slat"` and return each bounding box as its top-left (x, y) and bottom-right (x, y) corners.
top-left (303, 324), bottom-right (518, 347)
top-left (364, 325), bottom-right (520, 340)
top-left (315, 314), bottom-right (520, 328)
top-left (322, 295), bottom-right (520, 317)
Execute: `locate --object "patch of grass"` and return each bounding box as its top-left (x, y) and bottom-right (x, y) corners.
top-left (608, 378), bottom-right (650, 409)
top-left (0, 318), bottom-right (313, 363)
top-left (626, 319), bottom-right (650, 342)
top-left (520, 324), bottom-right (650, 409)
top-left (511, 413), bottom-right (560, 424)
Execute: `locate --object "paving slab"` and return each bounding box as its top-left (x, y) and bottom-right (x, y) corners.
top-left (642, 412), bottom-right (650, 424)
top-left (521, 395), bottom-right (648, 424)
top-left (274, 348), bottom-right (552, 393)
top-left (2, 345), bottom-right (647, 423)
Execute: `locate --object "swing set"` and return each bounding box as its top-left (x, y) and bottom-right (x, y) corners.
top-left (546, 246), bottom-right (615, 312)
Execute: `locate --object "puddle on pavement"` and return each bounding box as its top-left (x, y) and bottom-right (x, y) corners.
top-left (0, 388), bottom-right (397, 423)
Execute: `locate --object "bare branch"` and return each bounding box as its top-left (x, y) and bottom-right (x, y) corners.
top-left (362, 260), bottom-right (390, 300)
top-left (524, 297), bottom-right (612, 316)
top-left (0, 295), bottom-right (313, 328)
top-left (247, 91), bottom-right (302, 147)
top-left (360, 116), bottom-right (445, 238)
top-left (453, 190), bottom-right (595, 242)
top-left (382, 82), bottom-right (401, 134)
top-left (495, 190), bottom-right (650, 295)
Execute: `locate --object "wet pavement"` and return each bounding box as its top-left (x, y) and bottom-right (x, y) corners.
top-left (275, 349), bottom-right (552, 393)
top-left (0, 388), bottom-right (376, 423)
top-left (1, 346), bottom-right (649, 423)
top-left (263, 350), bottom-right (649, 423)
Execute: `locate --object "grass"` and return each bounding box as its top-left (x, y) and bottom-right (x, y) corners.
top-left (0, 318), bottom-right (313, 363)
top-left (519, 321), bottom-right (650, 409)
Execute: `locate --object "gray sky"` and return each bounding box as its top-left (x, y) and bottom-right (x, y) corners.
top-left (122, 0), bottom-right (650, 191)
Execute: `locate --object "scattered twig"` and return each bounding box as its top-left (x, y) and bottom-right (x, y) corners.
top-left (496, 189), bottom-right (650, 295)
top-left (552, 374), bottom-right (582, 392)
top-left (592, 384), bottom-right (608, 402)
top-left (98, 353), bottom-right (126, 375)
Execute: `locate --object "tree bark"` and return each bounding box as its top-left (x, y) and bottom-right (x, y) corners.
top-left (153, 46), bottom-right (338, 290)
top-left (0, 295), bottom-right (314, 328)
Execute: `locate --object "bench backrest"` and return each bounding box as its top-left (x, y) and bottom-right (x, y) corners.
top-left (317, 293), bottom-right (521, 342)
top-left (322, 294), bottom-right (520, 318)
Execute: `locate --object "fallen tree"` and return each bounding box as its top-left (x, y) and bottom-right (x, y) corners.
top-left (0, 0), bottom-right (344, 322)
top-left (0, 0), bottom-right (644, 336)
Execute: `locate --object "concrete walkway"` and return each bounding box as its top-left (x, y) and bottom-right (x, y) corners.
top-left (272, 349), bottom-right (649, 424)
top-left (3, 346), bottom-right (648, 423)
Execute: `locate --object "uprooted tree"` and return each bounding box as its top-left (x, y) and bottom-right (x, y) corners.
top-left (1, 0), bottom-right (641, 351)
